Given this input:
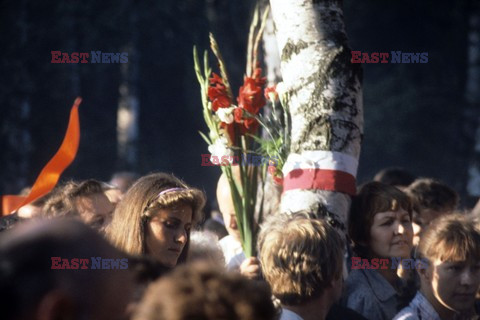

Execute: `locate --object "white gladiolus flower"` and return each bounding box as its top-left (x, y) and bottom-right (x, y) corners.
top-left (216, 106), bottom-right (235, 124)
top-left (208, 137), bottom-right (233, 165)
top-left (275, 82), bottom-right (286, 98)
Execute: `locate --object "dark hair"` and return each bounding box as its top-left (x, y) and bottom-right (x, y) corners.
top-left (373, 167), bottom-right (416, 187)
top-left (133, 263), bottom-right (276, 320)
top-left (349, 181), bottom-right (412, 258)
top-left (405, 178), bottom-right (459, 212)
top-left (0, 213), bottom-right (23, 233)
top-left (0, 219), bottom-right (131, 320)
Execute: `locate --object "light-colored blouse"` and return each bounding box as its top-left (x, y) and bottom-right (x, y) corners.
top-left (342, 269), bottom-right (401, 320)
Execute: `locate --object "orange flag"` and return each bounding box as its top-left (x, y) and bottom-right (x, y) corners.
top-left (1, 98), bottom-right (82, 215)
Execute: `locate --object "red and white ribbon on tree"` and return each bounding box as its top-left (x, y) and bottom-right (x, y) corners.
top-left (282, 150), bottom-right (358, 196)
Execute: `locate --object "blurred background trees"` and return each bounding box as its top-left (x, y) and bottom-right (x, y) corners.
top-left (0, 0), bottom-right (478, 207)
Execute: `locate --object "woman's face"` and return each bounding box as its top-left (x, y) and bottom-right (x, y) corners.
top-left (145, 203), bottom-right (192, 267)
top-left (369, 208), bottom-right (413, 259)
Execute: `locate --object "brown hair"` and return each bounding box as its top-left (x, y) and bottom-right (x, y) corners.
top-left (132, 263), bottom-right (276, 320)
top-left (42, 179), bottom-right (106, 218)
top-left (258, 212), bottom-right (344, 306)
top-left (349, 181), bottom-right (412, 258)
top-left (106, 173), bottom-right (205, 264)
top-left (405, 178), bottom-right (459, 212)
top-left (416, 213), bottom-right (480, 264)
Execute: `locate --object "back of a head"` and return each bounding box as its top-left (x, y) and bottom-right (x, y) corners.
top-left (406, 178), bottom-right (459, 212)
top-left (187, 231), bottom-right (225, 266)
top-left (133, 263), bottom-right (276, 320)
top-left (42, 179), bottom-right (106, 218)
top-left (373, 167), bottom-right (416, 188)
top-left (0, 219), bottom-right (134, 320)
top-left (258, 212), bottom-right (344, 306)
top-left (110, 171), bottom-right (140, 194)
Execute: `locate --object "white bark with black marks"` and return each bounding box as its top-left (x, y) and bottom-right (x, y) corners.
top-left (270, 0), bottom-right (363, 236)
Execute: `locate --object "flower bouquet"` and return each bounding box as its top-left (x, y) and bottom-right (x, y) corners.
top-left (193, 7), bottom-right (287, 257)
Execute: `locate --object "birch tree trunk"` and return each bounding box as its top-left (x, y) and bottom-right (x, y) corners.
top-left (270, 0), bottom-right (363, 237)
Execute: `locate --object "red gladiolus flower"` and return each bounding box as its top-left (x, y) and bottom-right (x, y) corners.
top-left (233, 107), bottom-right (243, 123)
top-left (253, 68), bottom-right (266, 87)
top-left (264, 85), bottom-right (278, 101)
top-left (233, 107), bottom-right (258, 134)
top-left (237, 77), bottom-right (265, 115)
top-left (209, 72), bottom-right (224, 86)
top-left (208, 73), bottom-right (231, 111)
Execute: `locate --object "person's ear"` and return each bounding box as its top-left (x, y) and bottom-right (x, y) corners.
top-left (36, 290), bottom-right (75, 320)
top-left (416, 261), bottom-right (431, 282)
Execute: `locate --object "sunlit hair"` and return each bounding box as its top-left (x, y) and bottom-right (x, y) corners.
top-left (42, 179), bottom-right (106, 218)
top-left (132, 263), bottom-right (276, 320)
top-left (258, 212), bottom-right (344, 306)
top-left (349, 181), bottom-right (412, 258)
top-left (106, 173), bottom-right (205, 264)
top-left (405, 178), bottom-right (459, 212)
top-left (416, 213), bottom-right (480, 264)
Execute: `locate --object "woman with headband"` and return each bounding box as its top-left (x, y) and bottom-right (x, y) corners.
top-left (107, 173), bottom-right (206, 267)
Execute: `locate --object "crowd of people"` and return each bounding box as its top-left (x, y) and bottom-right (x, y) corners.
top-left (1, 167), bottom-right (479, 320)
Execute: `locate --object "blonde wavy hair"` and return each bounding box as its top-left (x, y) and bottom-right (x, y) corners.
top-left (106, 173), bottom-right (206, 264)
top-left (258, 212), bottom-right (344, 306)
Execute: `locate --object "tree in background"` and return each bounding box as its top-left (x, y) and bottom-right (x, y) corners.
top-left (270, 0), bottom-right (362, 237)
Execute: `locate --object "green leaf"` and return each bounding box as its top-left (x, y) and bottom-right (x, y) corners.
top-left (199, 131), bottom-right (211, 145)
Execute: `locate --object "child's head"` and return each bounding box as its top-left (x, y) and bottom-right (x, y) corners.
top-left (416, 214), bottom-right (480, 316)
top-left (405, 178), bottom-right (459, 245)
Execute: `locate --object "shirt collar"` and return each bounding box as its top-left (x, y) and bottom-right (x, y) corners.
top-left (361, 269), bottom-right (398, 302)
top-left (412, 292), bottom-right (442, 320)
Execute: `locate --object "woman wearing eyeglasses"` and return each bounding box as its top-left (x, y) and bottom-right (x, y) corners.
top-left (107, 172), bottom-right (206, 267)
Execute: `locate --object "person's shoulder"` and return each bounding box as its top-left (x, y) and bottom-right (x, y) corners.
top-left (393, 305), bottom-right (417, 320)
top-left (344, 269), bottom-right (372, 295)
top-left (342, 280), bottom-right (382, 320)
top-left (343, 287), bottom-right (376, 308)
